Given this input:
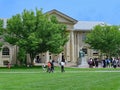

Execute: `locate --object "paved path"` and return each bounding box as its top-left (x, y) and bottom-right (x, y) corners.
top-left (0, 70), bottom-right (120, 74)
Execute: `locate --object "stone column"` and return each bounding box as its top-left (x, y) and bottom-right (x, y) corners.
top-left (45, 51), bottom-right (49, 63)
top-left (12, 45), bottom-right (17, 65)
top-left (0, 51), bottom-right (2, 66)
top-left (57, 53), bottom-right (62, 63)
top-left (65, 40), bottom-right (70, 61)
top-left (71, 31), bottom-right (75, 62)
top-left (77, 32), bottom-right (80, 60)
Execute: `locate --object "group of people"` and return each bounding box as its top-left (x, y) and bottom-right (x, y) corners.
top-left (47, 60), bottom-right (55, 73)
top-left (102, 58), bottom-right (120, 68)
top-left (88, 58), bottom-right (99, 68)
top-left (87, 57), bottom-right (120, 68)
top-left (42, 59), bottom-right (65, 73)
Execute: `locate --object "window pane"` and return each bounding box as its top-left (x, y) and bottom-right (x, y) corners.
top-left (2, 47), bottom-right (9, 55)
top-left (82, 32), bottom-right (86, 41)
top-left (82, 48), bottom-right (87, 54)
top-left (93, 49), bottom-right (98, 55)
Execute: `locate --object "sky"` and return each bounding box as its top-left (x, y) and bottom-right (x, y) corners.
top-left (0, 0), bottom-right (120, 25)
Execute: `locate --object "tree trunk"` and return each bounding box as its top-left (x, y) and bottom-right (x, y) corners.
top-left (30, 53), bottom-right (36, 66)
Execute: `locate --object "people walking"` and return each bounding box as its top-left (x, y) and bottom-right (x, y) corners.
top-left (47, 61), bottom-right (51, 73)
top-left (112, 58), bottom-right (117, 68)
top-left (42, 63), bottom-right (46, 72)
top-left (88, 58), bottom-right (93, 68)
top-left (50, 60), bottom-right (55, 72)
top-left (60, 61), bottom-right (65, 72)
top-left (94, 58), bottom-right (99, 68)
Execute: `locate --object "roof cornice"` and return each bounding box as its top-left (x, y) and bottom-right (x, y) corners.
top-left (45, 9), bottom-right (78, 24)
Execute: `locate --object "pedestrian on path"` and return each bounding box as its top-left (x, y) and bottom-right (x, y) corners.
top-left (42, 63), bottom-right (46, 72)
top-left (8, 62), bottom-right (11, 69)
top-left (60, 61), bottom-right (65, 72)
top-left (50, 60), bottom-right (55, 72)
top-left (47, 61), bottom-right (51, 73)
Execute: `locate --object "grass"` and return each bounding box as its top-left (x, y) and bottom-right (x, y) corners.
top-left (0, 67), bottom-right (120, 90)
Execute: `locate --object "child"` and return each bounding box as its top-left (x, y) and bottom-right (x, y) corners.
top-left (42, 63), bottom-right (46, 71)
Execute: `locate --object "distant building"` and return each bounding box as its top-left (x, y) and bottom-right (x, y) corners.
top-left (0, 9), bottom-right (106, 67)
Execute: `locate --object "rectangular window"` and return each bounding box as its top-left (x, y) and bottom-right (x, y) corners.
top-left (82, 48), bottom-right (87, 54)
top-left (82, 32), bottom-right (86, 41)
top-left (93, 50), bottom-right (98, 55)
top-left (3, 61), bottom-right (9, 65)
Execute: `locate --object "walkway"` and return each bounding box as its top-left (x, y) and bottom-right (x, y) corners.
top-left (0, 70), bottom-right (120, 74)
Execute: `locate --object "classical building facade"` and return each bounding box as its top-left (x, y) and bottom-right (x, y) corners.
top-left (0, 9), bottom-right (105, 67)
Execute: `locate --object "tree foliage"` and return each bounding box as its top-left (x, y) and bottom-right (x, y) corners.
top-left (0, 19), bottom-right (4, 50)
top-left (0, 19), bottom-right (3, 29)
top-left (3, 9), bottom-right (68, 63)
top-left (85, 25), bottom-right (120, 57)
top-left (17, 48), bottom-right (26, 65)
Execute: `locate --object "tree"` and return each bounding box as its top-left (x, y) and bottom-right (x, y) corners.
top-left (2, 9), bottom-right (68, 64)
top-left (17, 48), bottom-right (26, 66)
top-left (85, 25), bottom-right (120, 58)
top-left (0, 19), bottom-right (4, 50)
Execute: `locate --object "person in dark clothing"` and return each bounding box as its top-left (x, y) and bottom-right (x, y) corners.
top-left (50, 60), bottom-right (55, 72)
top-left (88, 58), bottom-right (93, 68)
top-left (62, 53), bottom-right (65, 62)
top-left (113, 59), bottom-right (117, 68)
top-left (102, 60), bottom-right (106, 68)
top-left (94, 58), bottom-right (99, 68)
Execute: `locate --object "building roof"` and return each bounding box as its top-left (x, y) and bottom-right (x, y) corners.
top-left (74, 21), bottom-right (106, 31)
top-left (45, 9), bottom-right (78, 24)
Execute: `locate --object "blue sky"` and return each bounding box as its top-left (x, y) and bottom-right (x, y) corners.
top-left (0, 0), bottom-right (120, 25)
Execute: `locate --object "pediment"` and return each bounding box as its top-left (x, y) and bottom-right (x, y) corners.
top-left (46, 9), bottom-right (77, 25)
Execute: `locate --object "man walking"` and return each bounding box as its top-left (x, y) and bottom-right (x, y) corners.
top-left (60, 61), bottom-right (65, 72)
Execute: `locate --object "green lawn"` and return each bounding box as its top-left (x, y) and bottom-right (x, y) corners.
top-left (0, 67), bottom-right (120, 90)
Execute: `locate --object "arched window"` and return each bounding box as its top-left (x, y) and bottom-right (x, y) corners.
top-left (2, 47), bottom-right (10, 55)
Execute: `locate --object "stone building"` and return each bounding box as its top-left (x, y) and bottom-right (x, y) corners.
top-left (0, 9), bottom-right (105, 67)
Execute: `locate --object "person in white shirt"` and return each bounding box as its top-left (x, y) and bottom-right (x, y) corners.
top-left (60, 61), bottom-right (65, 72)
